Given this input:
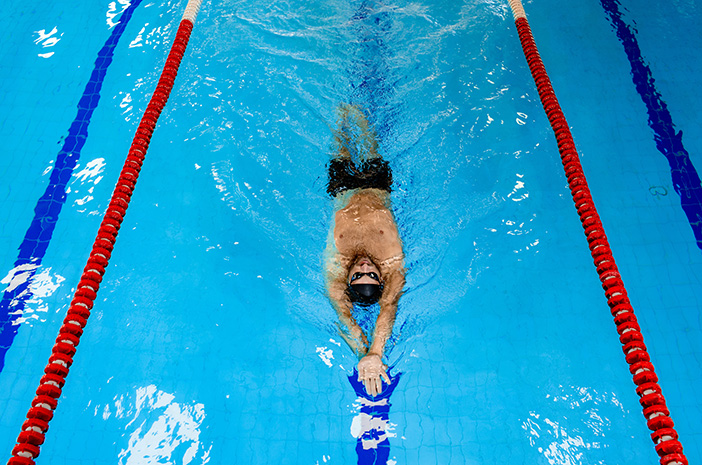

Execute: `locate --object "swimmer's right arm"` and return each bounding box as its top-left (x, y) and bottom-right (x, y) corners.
top-left (328, 278), bottom-right (369, 356)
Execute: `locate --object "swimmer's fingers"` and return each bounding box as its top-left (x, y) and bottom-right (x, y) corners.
top-left (368, 371), bottom-right (390, 396)
top-left (359, 370), bottom-right (374, 396)
top-left (357, 354), bottom-right (389, 396)
top-left (367, 375), bottom-right (380, 397)
top-left (357, 363), bottom-right (367, 383)
top-left (380, 368), bottom-right (391, 386)
top-left (364, 378), bottom-right (374, 397)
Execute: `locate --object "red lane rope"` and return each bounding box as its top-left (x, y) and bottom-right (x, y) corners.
top-left (510, 10), bottom-right (687, 465)
top-left (8, 17), bottom-right (196, 465)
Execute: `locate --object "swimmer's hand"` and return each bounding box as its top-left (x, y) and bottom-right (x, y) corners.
top-left (357, 353), bottom-right (391, 397)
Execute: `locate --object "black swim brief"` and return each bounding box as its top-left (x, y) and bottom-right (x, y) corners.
top-left (327, 158), bottom-right (392, 197)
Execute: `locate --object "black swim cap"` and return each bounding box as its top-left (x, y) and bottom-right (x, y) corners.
top-left (348, 283), bottom-right (382, 305)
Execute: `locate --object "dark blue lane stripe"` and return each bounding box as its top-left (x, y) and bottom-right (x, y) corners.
top-left (348, 369), bottom-right (402, 465)
top-left (600, 0), bottom-right (702, 250)
top-left (0, 0), bottom-right (143, 373)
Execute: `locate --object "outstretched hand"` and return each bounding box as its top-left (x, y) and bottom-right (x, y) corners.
top-left (357, 353), bottom-right (391, 396)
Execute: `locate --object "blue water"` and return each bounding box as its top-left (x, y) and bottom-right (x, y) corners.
top-left (1, 1), bottom-right (701, 464)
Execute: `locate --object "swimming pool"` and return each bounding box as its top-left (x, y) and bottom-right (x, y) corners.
top-left (1, 0), bottom-right (700, 463)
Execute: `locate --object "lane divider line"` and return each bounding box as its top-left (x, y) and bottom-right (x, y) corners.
top-left (599, 0), bottom-right (702, 251)
top-left (0, 0), bottom-right (143, 373)
top-left (505, 1), bottom-right (688, 465)
top-left (7, 1), bottom-right (203, 464)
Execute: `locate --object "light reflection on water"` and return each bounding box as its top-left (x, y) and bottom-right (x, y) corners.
top-left (98, 384), bottom-right (212, 465)
top-left (33, 26), bottom-right (63, 59)
top-left (521, 385), bottom-right (627, 465)
top-left (70, 157), bottom-right (106, 212)
top-left (0, 266), bottom-right (65, 326)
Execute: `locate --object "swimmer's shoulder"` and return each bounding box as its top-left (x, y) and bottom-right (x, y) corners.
top-left (379, 254), bottom-right (403, 268)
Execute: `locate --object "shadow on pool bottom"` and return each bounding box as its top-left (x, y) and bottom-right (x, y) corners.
top-left (348, 368), bottom-right (402, 465)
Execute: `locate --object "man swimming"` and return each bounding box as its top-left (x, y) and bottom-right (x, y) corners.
top-left (325, 105), bottom-right (405, 397)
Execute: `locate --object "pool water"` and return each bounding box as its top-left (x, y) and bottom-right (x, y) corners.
top-left (1, 0), bottom-right (701, 464)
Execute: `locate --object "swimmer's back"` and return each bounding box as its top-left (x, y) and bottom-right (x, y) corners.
top-left (334, 189), bottom-right (402, 261)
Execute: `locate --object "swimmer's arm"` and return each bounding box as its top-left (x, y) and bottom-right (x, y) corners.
top-left (328, 277), bottom-right (369, 356)
top-left (357, 268), bottom-right (403, 396)
top-left (367, 302), bottom-right (397, 357)
top-left (324, 245), bottom-right (368, 354)
top-left (368, 268), bottom-right (404, 358)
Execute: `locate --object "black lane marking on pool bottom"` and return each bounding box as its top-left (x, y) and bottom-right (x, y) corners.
top-left (600, 0), bottom-right (702, 250)
top-left (0, 0), bottom-right (143, 373)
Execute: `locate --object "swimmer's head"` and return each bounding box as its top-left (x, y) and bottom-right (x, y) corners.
top-left (347, 256), bottom-right (383, 305)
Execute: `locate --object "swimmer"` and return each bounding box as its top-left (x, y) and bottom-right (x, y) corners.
top-left (324, 104), bottom-right (405, 397)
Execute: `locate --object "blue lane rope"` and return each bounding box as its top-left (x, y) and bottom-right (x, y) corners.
top-left (600, 0), bottom-right (702, 251)
top-left (0, 0), bottom-right (143, 373)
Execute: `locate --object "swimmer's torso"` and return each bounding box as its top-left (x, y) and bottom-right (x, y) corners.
top-left (334, 189), bottom-right (402, 262)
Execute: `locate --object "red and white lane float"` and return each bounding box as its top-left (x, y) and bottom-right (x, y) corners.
top-left (505, 1), bottom-right (687, 464)
top-left (7, 1), bottom-right (203, 464)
